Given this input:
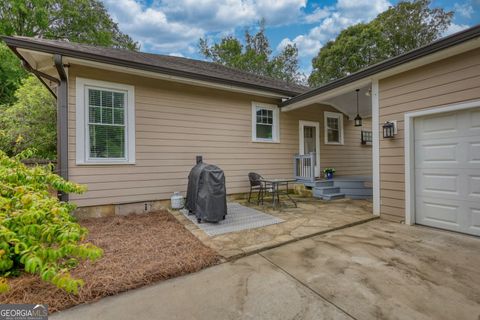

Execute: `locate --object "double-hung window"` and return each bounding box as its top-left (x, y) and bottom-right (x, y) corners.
top-left (76, 78), bottom-right (135, 164)
top-left (324, 111), bottom-right (344, 145)
top-left (252, 102), bottom-right (279, 142)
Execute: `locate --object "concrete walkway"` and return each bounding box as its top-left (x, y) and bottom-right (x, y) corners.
top-left (52, 220), bottom-right (480, 320)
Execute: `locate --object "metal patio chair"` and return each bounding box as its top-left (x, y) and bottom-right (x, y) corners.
top-left (248, 172), bottom-right (269, 204)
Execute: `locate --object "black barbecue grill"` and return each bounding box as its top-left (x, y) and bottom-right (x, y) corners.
top-left (185, 156), bottom-right (227, 223)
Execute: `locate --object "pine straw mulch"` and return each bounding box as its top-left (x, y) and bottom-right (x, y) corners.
top-left (0, 211), bottom-right (221, 313)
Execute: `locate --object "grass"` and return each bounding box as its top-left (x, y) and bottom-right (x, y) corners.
top-left (0, 211), bottom-right (221, 313)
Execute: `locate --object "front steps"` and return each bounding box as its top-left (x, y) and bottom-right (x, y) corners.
top-left (300, 176), bottom-right (373, 201)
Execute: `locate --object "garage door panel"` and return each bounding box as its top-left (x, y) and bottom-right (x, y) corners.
top-left (416, 113), bottom-right (459, 140)
top-left (467, 209), bottom-right (480, 236)
top-left (418, 143), bottom-right (458, 162)
top-left (415, 140), bottom-right (480, 169)
top-left (468, 176), bottom-right (480, 200)
top-left (468, 142), bottom-right (480, 163)
top-left (416, 197), bottom-right (461, 229)
top-left (416, 170), bottom-right (459, 196)
top-left (469, 108), bottom-right (480, 129)
top-left (414, 107), bottom-right (480, 236)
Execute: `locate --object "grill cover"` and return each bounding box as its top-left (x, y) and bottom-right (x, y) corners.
top-left (186, 161), bottom-right (227, 223)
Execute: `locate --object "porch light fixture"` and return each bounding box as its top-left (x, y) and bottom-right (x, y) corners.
top-left (354, 89), bottom-right (362, 127)
top-left (383, 121), bottom-right (396, 138)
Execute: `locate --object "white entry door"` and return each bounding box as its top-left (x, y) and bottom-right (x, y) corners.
top-left (414, 107), bottom-right (480, 236)
top-left (299, 120), bottom-right (320, 177)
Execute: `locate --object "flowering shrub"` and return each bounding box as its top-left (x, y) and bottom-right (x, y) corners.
top-left (0, 150), bottom-right (102, 294)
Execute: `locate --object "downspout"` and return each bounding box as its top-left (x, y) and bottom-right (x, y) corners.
top-left (54, 54), bottom-right (69, 201)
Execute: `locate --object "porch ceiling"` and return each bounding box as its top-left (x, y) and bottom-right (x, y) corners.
top-left (324, 84), bottom-right (372, 119)
top-left (282, 82), bottom-right (372, 119)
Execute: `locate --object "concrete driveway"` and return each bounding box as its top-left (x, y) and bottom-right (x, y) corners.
top-left (52, 220), bottom-right (480, 320)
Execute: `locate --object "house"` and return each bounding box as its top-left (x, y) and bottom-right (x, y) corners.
top-left (3, 24), bottom-right (480, 236)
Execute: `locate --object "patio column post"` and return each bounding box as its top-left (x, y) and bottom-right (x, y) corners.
top-left (309, 152), bottom-right (315, 182)
top-left (372, 79), bottom-right (380, 216)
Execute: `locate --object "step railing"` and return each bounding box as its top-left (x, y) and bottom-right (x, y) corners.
top-left (294, 152), bottom-right (316, 182)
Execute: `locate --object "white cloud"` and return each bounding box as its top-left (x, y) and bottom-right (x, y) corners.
top-left (278, 0), bottom-right (391, 60)
top-left (104, 0), bottom-right (204, 52)
top-left (104, 0), bottom-right (308, 53)
top-left (444, 23), bottom-right (470, 36)
top-left (453, 2), bottom-right (474, 18)
top-left (304, 7), bottom-right (331, 23)
top-left (169, 52), bottom-right (185, 57)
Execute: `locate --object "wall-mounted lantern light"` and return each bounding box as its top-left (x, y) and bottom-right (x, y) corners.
top-left (382, 121), bottom-right (396, 138)
top-left (354, 89), bottom-right (362, 127)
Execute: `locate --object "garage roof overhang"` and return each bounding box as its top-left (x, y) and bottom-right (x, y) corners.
top-left (281, 24), bottom-right (480, 112)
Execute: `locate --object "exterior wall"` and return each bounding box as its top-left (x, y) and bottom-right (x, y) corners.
top-left (378, 47), bottom-right (480, 222)
top-left (68, 65), bottom-right (371, 207)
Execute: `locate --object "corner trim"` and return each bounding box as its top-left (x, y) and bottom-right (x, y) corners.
top-left (372, 79), bottom-right (380, 216)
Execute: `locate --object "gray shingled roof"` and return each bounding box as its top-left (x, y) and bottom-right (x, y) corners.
top-left (3, 36), bottom-right (308, 96)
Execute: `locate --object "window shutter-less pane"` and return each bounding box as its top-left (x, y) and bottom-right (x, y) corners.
top-left (88, 88), bottom-right (126, 159)
top-left (113, 109), bottom-right (124, 125)
top-left (256, 124), bottom-right (273, 139)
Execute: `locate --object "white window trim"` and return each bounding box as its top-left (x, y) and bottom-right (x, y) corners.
top-left (324, 111), bottom-right (344, 145)
top-left (76, 77), bottom-right (135, 165)
top-left (251, 102), bottom-right (280, 143)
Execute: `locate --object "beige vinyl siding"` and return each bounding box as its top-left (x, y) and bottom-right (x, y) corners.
top-left (378, 47), bottom-right (480, 222)
top-left (68, 65), bottom-right (371, 207)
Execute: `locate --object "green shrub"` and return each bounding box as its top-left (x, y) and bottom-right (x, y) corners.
top-left (0, 150), bottom-right (102, 294)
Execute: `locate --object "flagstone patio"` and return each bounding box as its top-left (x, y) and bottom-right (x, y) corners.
top-left (170, 196), bottom-right (376, 260)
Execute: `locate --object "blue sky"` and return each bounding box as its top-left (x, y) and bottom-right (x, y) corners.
top-left (103, 0), bottom-right (480, 75)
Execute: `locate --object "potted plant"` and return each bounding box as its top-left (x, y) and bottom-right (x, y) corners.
top-left (323, 168), bottom-right (336, 180)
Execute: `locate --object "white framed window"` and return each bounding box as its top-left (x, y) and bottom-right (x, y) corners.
top-left (324, 111), bottom-right (344, 145)
top-left (251, 102), bottom-right (280, 143)
top-left (76, 78), bottom-right (135, 165)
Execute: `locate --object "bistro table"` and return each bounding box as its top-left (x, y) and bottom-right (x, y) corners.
top-left (261, 178), bottom-right (297, 208)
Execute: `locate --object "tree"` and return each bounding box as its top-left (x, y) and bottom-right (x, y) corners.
top-left (199, 20), bottom-right (302, 84)
top-left (309, 0), bottom-right (453, 87)
top-left (0, 0), bottom-right (138, 49)
top-left (0, 0), bottom-right (139, 158)
top-left (0, 43), bottom-right (27, 106)
top-left (0, 76), bottom-right (56, 159)
top-left (0, 0), bottom-right (139, 109)
top-left (309, 23), bottom-right (387, 86)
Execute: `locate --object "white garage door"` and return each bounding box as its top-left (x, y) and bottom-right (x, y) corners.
top-left (414, 107), bottom-right (480, 236)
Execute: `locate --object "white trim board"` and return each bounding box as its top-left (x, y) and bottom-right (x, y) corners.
top-left (404, 99), bottom-right (480, 225)
top-left (299, 120), bottom-right (321, 177)
top-left (75, 77), bottom-right (136, 165)
top-left (371, 79), bottom-right (380, 216)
